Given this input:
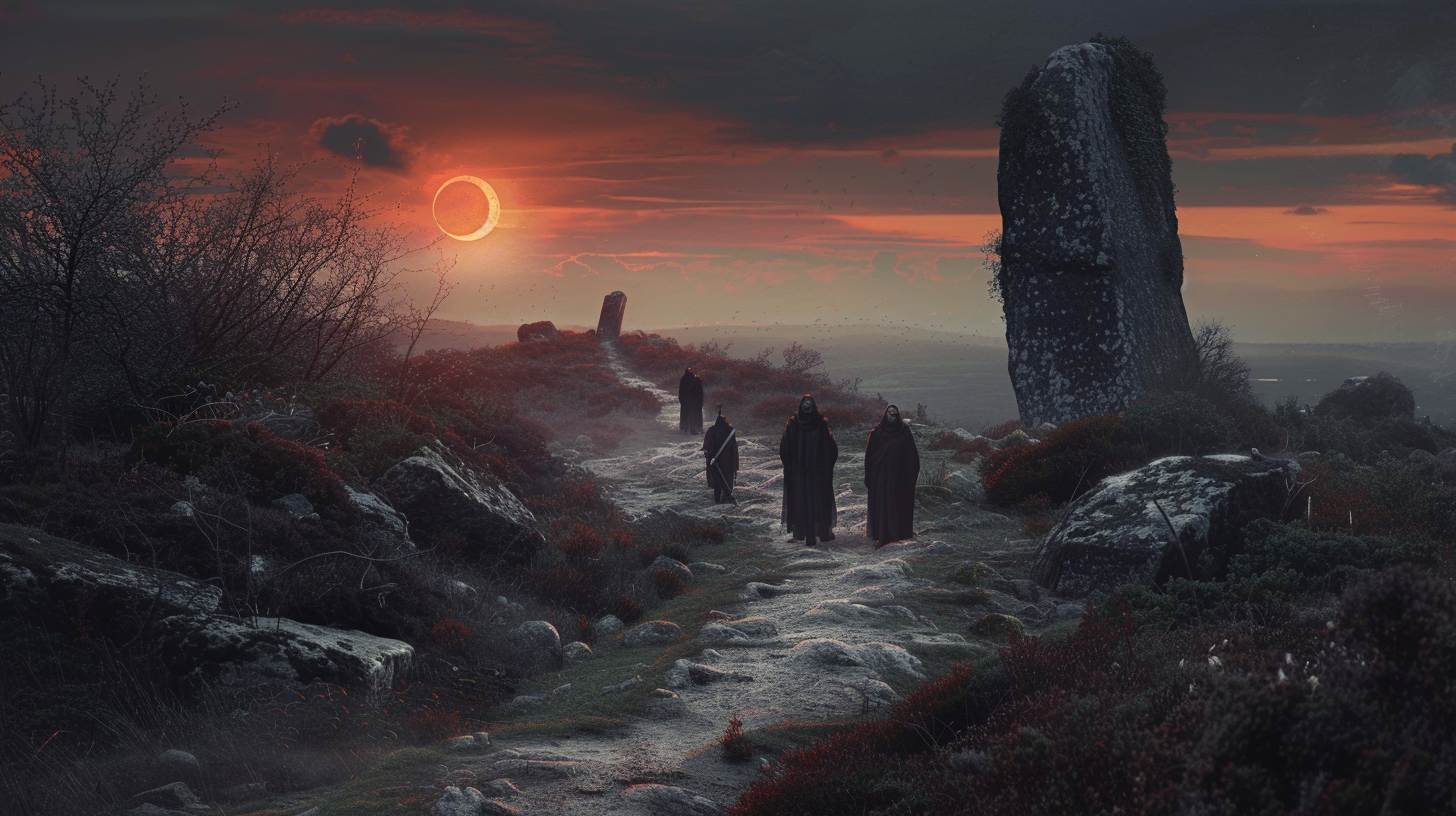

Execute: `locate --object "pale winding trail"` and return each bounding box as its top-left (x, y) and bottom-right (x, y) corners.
top-left (287, 347), bottom-right (1023, 816)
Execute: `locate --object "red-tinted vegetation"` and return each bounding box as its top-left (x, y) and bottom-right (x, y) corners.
top-left (980, 414), bottom-right (1149, 506)
top-left (734, 564), bottom-right (1456, 816)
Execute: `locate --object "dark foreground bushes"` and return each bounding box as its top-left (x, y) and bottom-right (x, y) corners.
top-left (734, 556), bottom-right (1456, 816)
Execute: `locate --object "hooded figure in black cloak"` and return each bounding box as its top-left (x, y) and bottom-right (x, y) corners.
top-left (779, 394), bottom-right (838, 545)
top-left (702, 406), bottom-right (739, 503)
top-left (678, 367), bottom-right (704, 434)
top-left (865, 404), bottom-right (920, 547)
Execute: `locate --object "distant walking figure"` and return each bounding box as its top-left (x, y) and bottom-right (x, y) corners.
top-left (678, 367), bottom-right (704, 434)
top-left (865, 404), bottom-right (920, 547)
top-left (703, 406), bottom-right (739, 504)
top-left (779, 394), bottom-right (838, 546)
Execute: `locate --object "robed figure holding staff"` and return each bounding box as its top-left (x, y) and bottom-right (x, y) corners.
top-left (703, 406), bottom-right (739, 504)
top-left (678, 367), bottom-right (704, 434)
top-left (779, 394), bottom-right (838, 546)
top-left (864, 404), bottom-right (920, 547)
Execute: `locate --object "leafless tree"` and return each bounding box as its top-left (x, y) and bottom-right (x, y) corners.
top-left (781, 341), bottom-right (823, 374)
top-left (1190, 318), bottom-right (1254, 405)
top-left (0, 78), bottom-right (446, 450)
top-left (0, 78), bottom-right (227, 447)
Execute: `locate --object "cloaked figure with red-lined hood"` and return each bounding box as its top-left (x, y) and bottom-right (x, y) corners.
top-left (864, 404), bottom-right (920, 547)
top-left (779, 394), bottom-right (838, 546)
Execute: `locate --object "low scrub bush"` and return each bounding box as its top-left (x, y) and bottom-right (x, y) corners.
top-left (652, 567), bottom-right (687, 599)
top-left (721, 717), bottom-right (753, 762)
top-left (1123, 391), bottom-right (1237, 456)
top-left (980, 414), bottom-right (1148, 506)
top-left (1290, 454), bottom-right (1456, 541)
top-left (736, 559), bottom-right (1456, 816)
top-left (314, 399), bottom-right (438, 481)
top-left (1121, 518), bottom-right (1439, 627)
top-left (133, 421), bottom-right (355, 530)
top-left (980, 419), bottom-right (1024, 440)
top-left (1275, 396), bottom-right (1455, 465)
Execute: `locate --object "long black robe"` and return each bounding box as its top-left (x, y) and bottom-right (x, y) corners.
top-left (779, 396), bottom-right (838, 545)
top-left (702, 414), bottom-right (739, 502)
top-left (678, 369), bottom-right (704, 434)
top-left (865, 405), bottom-right (920, 546)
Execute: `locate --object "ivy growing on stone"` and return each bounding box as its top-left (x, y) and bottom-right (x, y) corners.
top-left (1089, 33), bottom-right (1177, 224)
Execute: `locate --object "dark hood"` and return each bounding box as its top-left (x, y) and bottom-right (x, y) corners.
top-left (878, 405), bottom-right (905, 433)
top-left (796, 395), bottom-right (822, 427)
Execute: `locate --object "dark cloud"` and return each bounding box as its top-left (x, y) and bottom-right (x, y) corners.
top-left (1388, 142), bottom-right (1456, 204)
top-left (8, 0), bottom-right (1456, 147)
top-left (1285, 204), bottom-right (1328, 215)
top-left (309, 114), bottom-right (414, 170)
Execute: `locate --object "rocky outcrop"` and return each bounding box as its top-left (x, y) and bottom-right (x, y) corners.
top-left (511, 620), bottom-right (563, 674)
top-left (346, 486), bottom-right (413, 556)
top-left (997, 40), bottom-right (1197, 426)
top-left (1314, 372), bottom-right (1416, 421)
top-left (0, 524), bottom-right (221, 627)
top-left (596, 291), bottom-right (627, 340)
top-left (623, 620), bottom-right (682, 647)
top-left (619, 784), bottom-right (722, 816)
top-left (516, 320), bottom-right (561, 343)
top-left (1031, 454), bottom-right (1298, 599)
top-left (155, 614), bottom-right (413, 696)
top-left (375, 447), bottom-right (544, 568)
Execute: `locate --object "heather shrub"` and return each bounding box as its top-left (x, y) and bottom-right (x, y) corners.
top-left (1123, 391), bottom-right (1237, 456)
top-left (133, 421), bottom-right (355, 530)
top-left (315, 399), bottom-right (438, 480)
top-left (652, 567), bottom-right (687, 599)
top-left (980, 419), bottom-right (1024, 440)
top-left (1312, 371), bottom-right (1415, 421)
top-left (1275, 395), bottom-right (1454, 465)
top-left (1290, 454), bottom-right (1456, 540)
top-left (430, 618), bottom-right (474, 655)
top-left (721, 717), bottom-right (754, 762)
top-left (1121, 518), bottom-right (1439, 627)
top-left (603, 593), bottom-right (644, 624)
top-left (980, 414), bottom-right (1148, 506)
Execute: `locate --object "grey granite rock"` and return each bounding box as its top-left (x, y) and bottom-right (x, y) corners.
top-left (375, 447), bottom-right (543, 568)
top-left (623, 620), bottom-right (682, 647)
top-left (155, 615), bottom-right (413, 697)
top-left (1031, 454), bottom-right (1299, 599)
top-left (998, 41), bottom-right (1197, 426)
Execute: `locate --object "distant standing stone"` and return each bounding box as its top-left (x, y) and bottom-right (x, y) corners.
top-left (597, 291), bottom-right (628, 339)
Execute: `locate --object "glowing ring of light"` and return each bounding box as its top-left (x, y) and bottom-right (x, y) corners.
top-left (433, 175), bottom-right (500, 241)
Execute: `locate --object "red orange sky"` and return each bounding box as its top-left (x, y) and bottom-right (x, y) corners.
top-left (3, 0), bottom-right (1455, 343)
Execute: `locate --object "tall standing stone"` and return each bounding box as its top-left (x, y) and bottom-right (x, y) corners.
top-left (597, 291), bottom-right (627, 340)
top-left (997, 39), bottom-right (1197, 427)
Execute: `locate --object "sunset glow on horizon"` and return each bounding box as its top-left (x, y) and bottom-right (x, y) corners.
top-left (6, 1), bottom-right (1455, 344)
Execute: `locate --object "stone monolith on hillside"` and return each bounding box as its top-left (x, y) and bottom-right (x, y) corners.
top-left (597, 291), bottom-right (627, 340)
top-left (997, 40), bottom-right (1198, 426)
